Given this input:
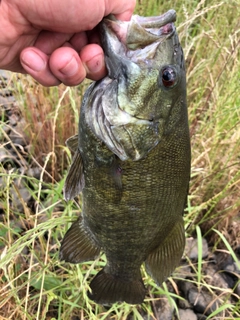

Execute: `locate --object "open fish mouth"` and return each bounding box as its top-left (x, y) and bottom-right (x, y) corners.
top-left (100, 9), bottom-right (177, 65)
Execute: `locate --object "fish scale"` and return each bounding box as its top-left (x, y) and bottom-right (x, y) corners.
top-left (60, 9), bottom-right (190, 305)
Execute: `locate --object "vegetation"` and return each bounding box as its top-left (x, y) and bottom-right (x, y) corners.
top-left (0, 0), bottom-right (239, 319)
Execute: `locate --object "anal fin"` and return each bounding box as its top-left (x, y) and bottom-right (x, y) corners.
top-left (60, 217), bottom-right (100, 263)
top-left (145, 218), bottom-right (185, 285)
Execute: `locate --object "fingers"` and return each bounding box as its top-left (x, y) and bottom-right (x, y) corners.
top-left (79, 44), bottom-right (107, 81)
top-left (20, 47), bottom-right (61, 86)
top-left (20, 44), bottom-right (106, 86)
top-left (50, 44), bottom-right (107, 84)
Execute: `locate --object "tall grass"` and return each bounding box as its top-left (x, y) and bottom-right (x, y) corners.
top-left (0, 0), bottom-right (239, 319)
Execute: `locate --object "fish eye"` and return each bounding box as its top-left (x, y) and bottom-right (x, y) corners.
top-left (159, 66), bottom-right (178, 88)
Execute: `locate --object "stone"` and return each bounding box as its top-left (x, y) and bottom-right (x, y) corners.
top-left (178, 297), bottom-right (192, 309)
top-left (202, 263), bottom-right (229, 289)
top-left (196, 314), bottom-right (207, 320)
top-left (178, 308), bottom-right (197, 320)
top-left (184, 237), bottom-right (208, 260)
top-left (149, 297), bottom-right (175, 320)
top-left (187, 287), bottom-right (218, 316)
top-left (235, 282), bottom-right (240, 297)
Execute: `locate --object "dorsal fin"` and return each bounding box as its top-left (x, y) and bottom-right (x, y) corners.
top-left (66, 134), bottom-right (79, 153)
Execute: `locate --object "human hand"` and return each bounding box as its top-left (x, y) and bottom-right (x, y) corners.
top-left (0, 0), bottom-right (135, 86)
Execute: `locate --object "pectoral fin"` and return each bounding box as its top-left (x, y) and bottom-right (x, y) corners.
top-left (145, 218), bottom-right (185, 285)
top-left (64, 149), bottom-right (85, 201)
top-left (60, 217), bottom-right (100, 263)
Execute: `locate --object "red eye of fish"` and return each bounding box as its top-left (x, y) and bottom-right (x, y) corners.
top-left (161, 67), bottom-right (177, 88)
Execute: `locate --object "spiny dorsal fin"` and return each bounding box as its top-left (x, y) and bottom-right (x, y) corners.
top-left (60, 217), bottom-right (100, 263)
top-left (145, 218), bottom-right (185, 285)
top-left (88, 268), bottom-right (146, 305)
top-left (64, 149), bottom-right (85, 201)
top-left (66, 134), bottom-right (79, 153)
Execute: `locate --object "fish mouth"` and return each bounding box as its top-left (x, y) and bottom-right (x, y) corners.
top-left (100, 9), bottom-right (176, 62)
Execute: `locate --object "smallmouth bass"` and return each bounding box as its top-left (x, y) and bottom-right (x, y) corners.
top-left (60, 9), bottom-right (191, 305)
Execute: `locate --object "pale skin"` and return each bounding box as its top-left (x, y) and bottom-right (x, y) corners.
top-left (0, 0), bottom-right (136, 86)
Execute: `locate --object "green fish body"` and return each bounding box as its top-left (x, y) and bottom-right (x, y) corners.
top-left (60, 9), bottom-right (191, 305)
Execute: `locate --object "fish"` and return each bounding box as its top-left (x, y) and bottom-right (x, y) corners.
top-left (60, 9), bottom-right (191, 305)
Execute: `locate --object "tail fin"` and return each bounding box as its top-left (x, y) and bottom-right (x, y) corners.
top-left (88, 268), bottom-right (146, 305)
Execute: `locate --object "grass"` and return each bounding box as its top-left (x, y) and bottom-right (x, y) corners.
top-left (0, 0), bottom-right (240, 318)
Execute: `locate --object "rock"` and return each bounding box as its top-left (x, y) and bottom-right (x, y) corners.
top-left (0, 69), bottom-right (12, 80)
top-left (233, 261), bottom-right (240, 274)
top-left (0, 95), bottom-right (14, 110)
top-left (178, 297), bottom-right (192, 309)
top-left (26, 167), bottom-right (41, 179)
top-left (202, 263), bottom-right (229, 289)
top-left (176, 263), bottom-right (192, 279)
top-left (1, 123), bottom-right (11, 134)
top-left (11, 185), bottom-right (32, 211)
top-left (8, 113), bottom-right (20, 126)
top-left (235, 282), bottom-right (240, 296)
top-left (184, 237), bottom-right (208, 260)
top-left (0, 176), bottom-right (33, 212)
top-left (196, 314), bottom-right (207, 320)
top-left (187, 287), bottom-right (218, 316)
top-left (142, 315), bottom-right (155, 320)
top-left (149, 297), bottom-right (175, 320)
top-left (9, 118), bottom-right (28, 146)
top-left (178, 281), bottom-right (219, 316)
top-left (178, 308), bottom-right (197, 320)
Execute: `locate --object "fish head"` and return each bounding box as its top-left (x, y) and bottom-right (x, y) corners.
top-left (100, 9), bottom-right (186, 123)
top-left (86, 11), bottom-right (187, 161)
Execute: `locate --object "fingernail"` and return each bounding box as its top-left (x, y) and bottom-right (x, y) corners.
top-left (86, 54), bottom-right (104, 73)
top-left (59, 57), bottom-right (79, 76)
top-left (21, 51), bottom-right (45, 71)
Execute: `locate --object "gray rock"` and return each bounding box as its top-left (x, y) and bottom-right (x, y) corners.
top-left (0, 69), bottom-right (12, 79)
top-left (178, 308), bottom-right (197, 320)
top-left (26, 167), bottom-right (41, 179)
top-left (233, 261), bottom-right (240, 274)
top-left (9, 118), bottom-right (28, 146)
top-left (178, 281), bottom-right (220, 317)
top-left (196, 314), bottom-right (207, 320)
top-left (149, 297), bottom-right (175, 320)
top-left (184, 237), bottom-right (208, 260)
top-left (235, 282), bottom-right (240, 296)
top-left (202, 263), bottom-right (229, 289)
top-left (8, 113), bottom-right (19, 126)
top-left (1, 123), bottom-right (11, 134)
top-left (187, 287), bottom-right (218, 316)
top-left (175, 264), bottom-right (192, 279)
top-left (178, 297), bottom-right (192, 309)
top-left (0, 95), bottom-right (14, 110)
top-left (3, 176), bottom-right (33, 211)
